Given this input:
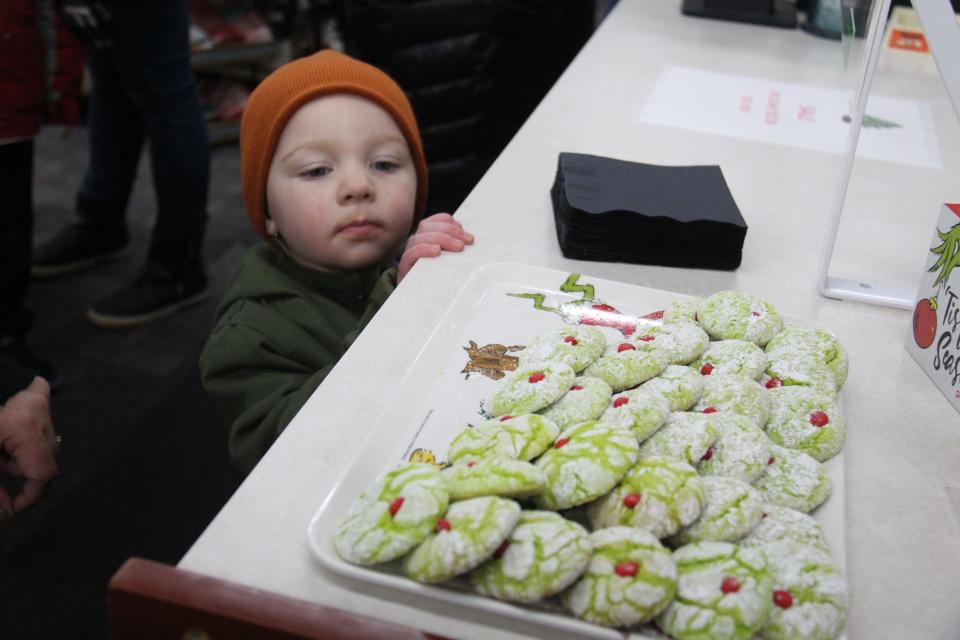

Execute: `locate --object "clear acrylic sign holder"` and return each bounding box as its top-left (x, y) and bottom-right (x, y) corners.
top-left (817, 0), bottom-right (960, 309)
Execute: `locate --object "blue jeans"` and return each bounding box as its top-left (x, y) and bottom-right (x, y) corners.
top-left (78, 0), bottom-right (209, 250)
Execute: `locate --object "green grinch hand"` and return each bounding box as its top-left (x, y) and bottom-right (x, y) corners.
top-left (507, 274), bottom-right (639, 335)
top-left (929, 222), bottom-right (960, 288)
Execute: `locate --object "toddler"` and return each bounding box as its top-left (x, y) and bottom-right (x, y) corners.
top-left (200, 50), bottom-right (473, 474)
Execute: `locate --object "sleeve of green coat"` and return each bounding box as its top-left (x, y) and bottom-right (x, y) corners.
top-left (199, 268), bottom-right (397, 475)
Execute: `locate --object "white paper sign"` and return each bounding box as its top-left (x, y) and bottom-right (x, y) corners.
top-left (639, 65), bottom-right (942, 169)
top-left (905, 203), bottom-right (960, 414)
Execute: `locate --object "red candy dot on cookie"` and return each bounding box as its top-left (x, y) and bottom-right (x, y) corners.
top-left (762, 512), bottom-right (768, 519)
top-left (389, 497), bottom-right (404, 516)
top-left (773, 590), bottom-right (793, 609)
top-left (467, 461), bottom-right (477, 468)
top-left (570, 385), bottom-right (583, 391)
top-left (767, 456), bottom-right (776, 465)
top-left (555, 437), bottom-right (570, 449)
top-left (494, 540), bottom-right (510, 558)
top-left (528, 372), bottom-right (546, 383)
top-left (617, 343), bottom-right (636, 352)
top-left (751, 311), bottom-right (761, 317)
top-left (721, 577), bottom-right (741, 593)
top-left (615, 562), bottom-right (639, 577)
top-left (637, 335), bottom-right (656, 342)
top-left (563, 336), bottom-right (578, 345)
top-left (613, 397), bottom-right (629, 408)
top-left (701, 447), bottom-right (714, 461)
top-left (622, 493), bottom-right (642, 508)
top-left (702, 407), bottom-right (717, 414)
top-left (435, 519), bottom-right (451, 532)
top-left (766, 378), bottom-right (783, 389)
top-left (809, 411), bottom-right (830, 427)
top-left (700, 363), bottom-right (714, 375)
top-left (499, 415), bottom-right (513, 422)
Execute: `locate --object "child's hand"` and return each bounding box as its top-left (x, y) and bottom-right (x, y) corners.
top-left (398, 213), bottom-right (474, 283)
top-left (0, 376), bottom-right (59, 519)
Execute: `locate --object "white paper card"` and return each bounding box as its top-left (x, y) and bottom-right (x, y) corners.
top-left (639, 65), bottom-right (942, 169)
top-left (905, 203), bottom-right (960, 414)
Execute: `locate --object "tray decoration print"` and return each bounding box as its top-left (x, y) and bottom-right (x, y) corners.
top-left (308, 263), bottom-right (848, 640)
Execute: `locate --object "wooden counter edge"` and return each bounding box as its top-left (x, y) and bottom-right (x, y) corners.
top-left (107, 557), bottom-right (442, 640)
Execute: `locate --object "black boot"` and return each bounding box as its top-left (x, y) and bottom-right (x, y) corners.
top-left (86, 242), bottom-right (207, 330)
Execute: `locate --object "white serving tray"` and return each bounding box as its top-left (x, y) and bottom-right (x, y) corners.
top-left (308, 262), bottom-right (846, 640)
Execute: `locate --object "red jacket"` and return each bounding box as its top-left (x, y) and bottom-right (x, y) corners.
top-left (0, 0), bottom-right (84, 140)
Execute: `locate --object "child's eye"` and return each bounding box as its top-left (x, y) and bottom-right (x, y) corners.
top-left (301, 166), bottom-right (330, 178)
top-left (372, 160), bottom-right (397, 172)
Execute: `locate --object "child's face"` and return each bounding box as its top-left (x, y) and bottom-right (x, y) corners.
top-left (265, 94), bottom-right (417, 272)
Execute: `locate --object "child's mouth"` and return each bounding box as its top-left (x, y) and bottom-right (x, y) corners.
top-left (339, 220), bottom-right (380, 238)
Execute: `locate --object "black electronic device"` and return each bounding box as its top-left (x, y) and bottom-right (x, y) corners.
top-left (681, 0), bottom-right (798, 28)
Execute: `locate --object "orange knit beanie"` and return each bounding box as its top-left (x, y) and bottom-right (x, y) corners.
top-left (240, 49), bottom-right (428, 240)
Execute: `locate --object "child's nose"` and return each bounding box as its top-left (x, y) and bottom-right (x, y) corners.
top-left (337, 166), bottom-right (374, 205)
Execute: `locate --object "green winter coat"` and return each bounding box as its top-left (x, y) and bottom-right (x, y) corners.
top-left (199, 244), bottom-right (396, 474)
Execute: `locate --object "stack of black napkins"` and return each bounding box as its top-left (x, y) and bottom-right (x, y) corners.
top-left (552, 152), bottom-right (747, 270)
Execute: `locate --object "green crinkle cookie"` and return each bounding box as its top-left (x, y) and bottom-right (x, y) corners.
top-left (631, 321), bottom-right (710, 365)
top-left (765, 325), bottom-right (848, 389)
top-left (641, 364), bottom-right (705, 412)
top-left (563, 526), bottom-right (677, 627)
top-left (740, 504), bottom-right (829, 552)
top-left (638, 411), bottom-right (719, 466)
top-left (762, 542), bottom-right (849, 640)
top-left (447, 414), bottom-right (560, 463)
top-left (582, 342), bottom-right (667, 392)
top-left (664, 297), bottom-right (704, 324)
top-left (470, 510), bottom-right (591, 603)
top-left (658, 541), bottom-right (773, 640)
top-left (540, 375), bottom-right (612, 432)
top-left (670, 475), bottom-right (763, 545)
top-left (764, 352), bottom-right (838, 393)
top-left (441, 459), bottom-right (546, 500)
top-left (598, 387), bottom-right (671, 442)
top-left (765, 386), bottom-right (847, 462)
top-left (698, 291), bottom-right (784, 347)
top-left (334, 463), bottom-right (449, 565)
top-left (488, 361), bottom-right (576, 417)
top-left (692, 339), bottom-right (767, 381)
top-left (403, 496), bottom-right (521, 583)
top-left (518, 326), bottom-right (606, 373)
top-left (697, 413), bottom-right (772, 483)
top-left (752, 444), bottom-right (831, 513)
top-left (587, 456), bottom-right (705, 539)
top-left (534, 421), bottom-right (639, 510)
top-left (693, 373), bottom-right (770, 430)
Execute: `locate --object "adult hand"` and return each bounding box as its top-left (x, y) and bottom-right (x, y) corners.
top-left (398, 213), bottom-right (474, 283)
top-left (0, 377), bottom-right (60, 521)
top-left (60, 0), bottom-right (113, 49)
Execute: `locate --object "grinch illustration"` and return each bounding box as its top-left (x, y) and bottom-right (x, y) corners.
top-left (506, 273), bottom-right (654, 336)
top-left (461, 341), bottom-right (525, 380)
top-left (407, 448), bottom-right (449, 470)
top-left (913, 210), bottom-right (960, 349)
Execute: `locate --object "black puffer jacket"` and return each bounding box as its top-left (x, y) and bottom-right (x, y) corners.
top-left (336, 0), bottom-right (595, 214)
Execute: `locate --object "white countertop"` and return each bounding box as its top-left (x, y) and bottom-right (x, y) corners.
top-left (180, 2), bottom-right (960, 638)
